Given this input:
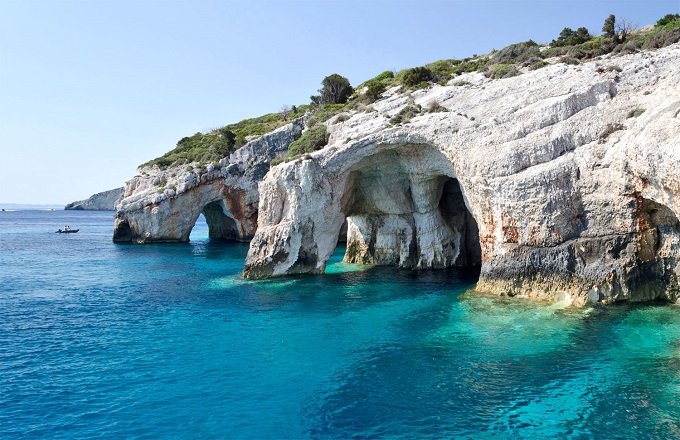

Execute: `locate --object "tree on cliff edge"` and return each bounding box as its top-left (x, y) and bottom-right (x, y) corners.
top-left (311, 74), bottom-right (353, 105)
top-left (602, 14), bottom-right (616, 38)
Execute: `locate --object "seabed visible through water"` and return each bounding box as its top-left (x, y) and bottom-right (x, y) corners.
top-left (1, 210), bottom-right (679, 438)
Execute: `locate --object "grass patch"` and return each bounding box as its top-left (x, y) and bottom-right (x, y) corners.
top-left (142, 106), bottom-right (310, 170)
top-left (390, 103), bottom-right (423, 125)
top-left (628, 108), bottom-right (646, 118)
top-left (487, 63), bottom-right (521, 79)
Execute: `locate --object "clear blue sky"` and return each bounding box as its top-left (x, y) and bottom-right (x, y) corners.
top-left (1, 0), bottom-right (677, 204)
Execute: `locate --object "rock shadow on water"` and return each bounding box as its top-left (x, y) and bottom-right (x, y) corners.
top-left (205, 245), bottom-right (479, 315)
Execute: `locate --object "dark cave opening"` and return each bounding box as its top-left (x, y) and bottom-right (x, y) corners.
top-left (438, 177), bottom-right (482, 267)
top-left (337, 166), bottom-right (481, 269)
top-left (201, 200), bottom-right (239, 240)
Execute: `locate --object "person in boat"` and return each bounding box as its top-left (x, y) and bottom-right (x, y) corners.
top-left (64, 225), bottom-right (70, 231)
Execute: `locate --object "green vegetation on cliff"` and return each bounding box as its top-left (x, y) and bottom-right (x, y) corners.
top-left (142, 106), bottom-right (309, 170)
top-left (141, 12), bottom-right (680, 171)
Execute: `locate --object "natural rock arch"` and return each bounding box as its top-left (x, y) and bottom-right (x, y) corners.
top-left (113, 117), bottom-right (304, 244)
top-left (113, 181), bottom-right (257, 243)
top-left (243, 142), bottom-right (482, 278)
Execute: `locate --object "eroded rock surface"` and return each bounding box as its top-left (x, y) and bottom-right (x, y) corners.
top-left (243, 44), bottom-right (680, 305)
top-left (65, 187), bottom-right (123, 211)
top-left (113, 118), bottom-right (304, 243)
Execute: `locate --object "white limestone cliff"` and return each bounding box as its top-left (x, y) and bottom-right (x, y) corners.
top-left (113, 117), bottom-right (304, 243)
top-left (242, 44), bottom-right (680, 306)
top-left (65, 187), bottom-right (123, 211)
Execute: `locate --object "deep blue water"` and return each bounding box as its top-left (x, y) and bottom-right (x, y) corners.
top-left (1, 210), bottom-right (679, 439)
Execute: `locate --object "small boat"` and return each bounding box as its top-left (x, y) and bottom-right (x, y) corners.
top-left (56, 228), bottom-right (79, 234)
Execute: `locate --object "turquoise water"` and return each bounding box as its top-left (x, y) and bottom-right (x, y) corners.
top-left (1, 210), bottom-right (679, 439)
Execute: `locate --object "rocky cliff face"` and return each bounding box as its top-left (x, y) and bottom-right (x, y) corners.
top-left (113, 118), bottom-right (304, 243)
top-left (242, 44), bottom-right (680, 306)
top-left (65, 187), bottom-right (123, 211)
top-left (114, 43), bottom-right (679, 305)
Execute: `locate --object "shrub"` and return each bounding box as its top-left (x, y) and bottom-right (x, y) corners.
top-left (493, 40), bottom-right (540, 64)
top-left (141, 106), bottom-right (309, 170)
top-left (426, 59), bottom-right (464, 84)
top-left (288, 124), bottom-right (329, 156)
top-left (656, 13), bottom-right (680, 27)
top-left (333, 113), bottom-right (351, 124)
top-left (390, 103), bottom-right (422, 125)
top-left (487, 64), bottom-right (521, 79)
top-left (528, 60), bottom-right (549, 70)
top-left (426, 100), bottom-right (449, 113)
top-left (559, 56), bottom-right (580, 65)
top-left (642, 26), bottom-right (680, 49)
top-left (628, 108), bottom-right (646, 118)
top-left (306, 104), bottom-right (342, 128)
top-left (363, 80), bottom-right (386, 103)
top-left (373, 70), bottom-right (395, 82)
top-left (402, 67), bottom-right (433, 87)
top-left (453, 57), bottom-right (489, 75)
top-left (612, 39), bottom-right (640, 55)
top-left (453, 80), bottom-right (472, 86)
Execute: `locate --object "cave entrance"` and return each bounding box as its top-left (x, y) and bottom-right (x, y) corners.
top-left (200, 200), bottom-right (240, 240)
top-left (438, 177), bottom-right (482, 267)
top-left (633, 198), bottom-right (680, 300)
top-left (336, 146), bottom-right (481, 271)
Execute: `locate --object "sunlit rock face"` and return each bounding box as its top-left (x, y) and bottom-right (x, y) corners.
top-left (243, 44), bottom-right (680, 306)
top-left (113, 118), bottom-right (304, 243)
top-left (341, 149), bottom-right (480, 269)
top-left (65, 187), bottom-right (123, 211)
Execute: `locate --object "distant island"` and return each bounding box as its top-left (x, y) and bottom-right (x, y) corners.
top-left (64, 187), bottom-right (124, 211)
top-left (0, 203), bottom-right (63, 210)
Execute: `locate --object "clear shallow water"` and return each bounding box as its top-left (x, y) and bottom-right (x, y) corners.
top-left (1, 211), bottom-right (679, 439)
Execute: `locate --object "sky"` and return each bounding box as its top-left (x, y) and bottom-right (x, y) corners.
top-left (0, 0), bottom-right (677, 205)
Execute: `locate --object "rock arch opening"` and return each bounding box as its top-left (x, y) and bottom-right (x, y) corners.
top-left (335, 145), bottom-right (481, 271)
top-left (200, 200), bottom-right (240, 240)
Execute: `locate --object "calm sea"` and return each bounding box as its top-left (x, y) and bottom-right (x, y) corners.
top-left (1, 210), bottom-right (679, 439)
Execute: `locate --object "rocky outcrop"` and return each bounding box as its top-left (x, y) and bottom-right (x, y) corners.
top-left (113, 117), bottom-right (304, 243)
top-left (65, 187), bottom-right (123, 211)
top-left (243, 44), bottom-right (680, 306)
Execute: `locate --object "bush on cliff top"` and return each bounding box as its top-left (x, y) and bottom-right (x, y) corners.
top-left (142, 12), bottom-right (679, 172)
top-left (141, 106), bottom-right (310, 170)
top-left (271, 123), bottom-right (329, 165)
